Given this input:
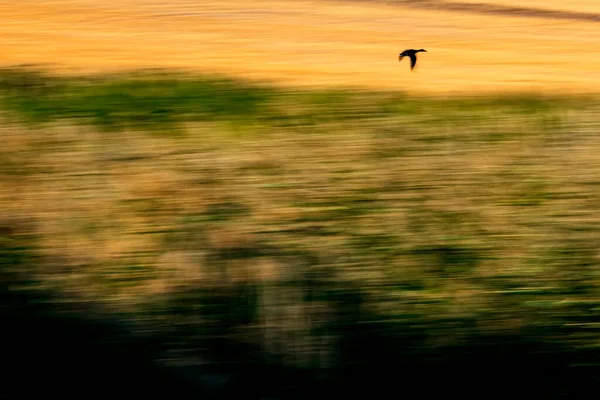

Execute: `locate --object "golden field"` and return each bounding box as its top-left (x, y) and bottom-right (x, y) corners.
top-left (1, 0), bottom-right (600, 93)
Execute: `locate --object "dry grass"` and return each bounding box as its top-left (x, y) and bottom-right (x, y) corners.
top-left (1, 0), bottom-right (600, 93)
top-left (2, 84), bottom-right (599, 314)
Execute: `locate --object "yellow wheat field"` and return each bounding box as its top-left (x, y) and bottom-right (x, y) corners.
top-left (1, 0), bottom-right (600, 93)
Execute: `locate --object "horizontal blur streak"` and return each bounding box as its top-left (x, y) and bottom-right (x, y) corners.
top-left (1, 66), bottom-right (600, 398)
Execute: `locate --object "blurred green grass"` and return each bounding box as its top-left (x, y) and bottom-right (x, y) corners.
top-left (0, 66), bottom-right (580, 134)
top-left (1, 66), bottom-right (599, 391)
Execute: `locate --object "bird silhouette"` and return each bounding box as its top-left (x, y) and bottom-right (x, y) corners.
top-left (398, 49), bottom-right (427, 71)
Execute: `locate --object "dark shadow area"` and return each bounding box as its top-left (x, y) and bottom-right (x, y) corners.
top-left (0, 222), bottom-right (206, 398)
top-left (329, 305), bottom-right (600, 399)
top-left (1, 286), bottom-right (210, 398)
top-left (1, 224), bottom-right (599, 400)
top-left (5, 282), bottom-right (598, 399)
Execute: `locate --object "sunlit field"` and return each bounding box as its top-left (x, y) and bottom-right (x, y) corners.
top-left (2, 1), bottom-right (600, 398)
top-left (2, 0), bottom-right (600, 93)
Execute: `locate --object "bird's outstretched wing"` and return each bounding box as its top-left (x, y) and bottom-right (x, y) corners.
top-left (399, 55), bottom-right (405, 62)
top-left (409, 54), bottom-right (417, 70)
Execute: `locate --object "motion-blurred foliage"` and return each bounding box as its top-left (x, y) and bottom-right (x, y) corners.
top-left (1, 67), bottom-right (599, 398)
top-left (0, 66), bottom-right (577, 133)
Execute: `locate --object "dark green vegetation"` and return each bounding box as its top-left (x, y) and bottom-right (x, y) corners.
top-left (0, 66), bottom-right (581, 133)
top-left (1, 67), bottom-right (599, 398)
top-left (0, 67), bottom-right (277, 132)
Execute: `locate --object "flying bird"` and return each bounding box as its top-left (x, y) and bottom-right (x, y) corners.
top-left (398, 49), bottom-right (427, 71)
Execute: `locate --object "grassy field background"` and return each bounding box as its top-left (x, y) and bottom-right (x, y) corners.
top-left (2, 1), bottom-right (600, 398)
